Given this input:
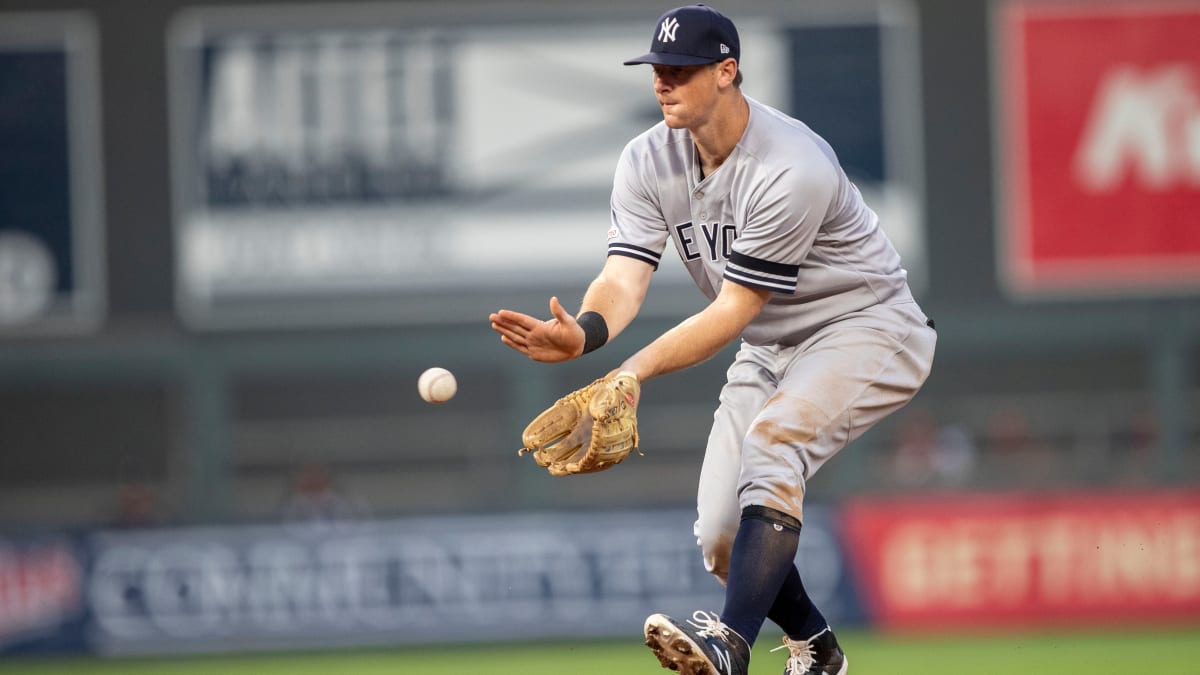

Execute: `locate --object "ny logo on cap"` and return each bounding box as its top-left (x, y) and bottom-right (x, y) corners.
top-left (659, 17), bottom-right (679, 42)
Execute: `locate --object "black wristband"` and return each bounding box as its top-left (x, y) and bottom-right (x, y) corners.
top-left (577, 311), bottom-right (609, 355)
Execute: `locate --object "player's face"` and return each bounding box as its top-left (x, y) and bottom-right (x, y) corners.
top-left (651, 63), bottom-right (721, 129)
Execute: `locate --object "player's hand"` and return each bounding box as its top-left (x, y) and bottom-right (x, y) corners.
top-left (490, 296), bottom-right (585, 363)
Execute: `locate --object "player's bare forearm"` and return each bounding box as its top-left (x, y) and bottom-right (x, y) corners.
top-left (619, 281), bottom-right (769, 382)
top-left (577, 255), bottom-right (654, 342)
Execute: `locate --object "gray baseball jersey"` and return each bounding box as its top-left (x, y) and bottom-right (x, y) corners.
top-left (608, 95), bottom-right (914, 347)
top-left (606, 95), bottom-right (936, 579)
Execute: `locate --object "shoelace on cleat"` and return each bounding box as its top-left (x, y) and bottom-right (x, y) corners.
top-left (771, 634), bottom-right (815, 674)
top-left (686, 610), bottom-right (736, 642)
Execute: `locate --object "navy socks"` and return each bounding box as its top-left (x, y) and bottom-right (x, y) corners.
top-left (767, 562), bottom-right (829, 640)
top-left (719, 506), bottom-right (804, 646)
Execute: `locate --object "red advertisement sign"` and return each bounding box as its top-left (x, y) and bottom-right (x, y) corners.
top-left (842, 491), bottom-right (1200, 630)
top-left (0, 540), bottom-right (82, 645)
top-left (996, 2), bottom-right (1200, 295)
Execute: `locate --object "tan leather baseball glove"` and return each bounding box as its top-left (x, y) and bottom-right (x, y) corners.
top-left (519, 371), bottom-right (641, 476)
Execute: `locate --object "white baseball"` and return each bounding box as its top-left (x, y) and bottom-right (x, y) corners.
top-left (418, 367), bottom-right (457, 404)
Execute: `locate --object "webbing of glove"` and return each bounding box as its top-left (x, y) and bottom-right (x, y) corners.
top-left (550, 372), bottom-right (641, 476)
top-left (518, 378), bottom-right (603, 470)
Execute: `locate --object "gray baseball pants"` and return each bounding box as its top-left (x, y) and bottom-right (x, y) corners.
top-left (694, 300), bottom-right (937, 581)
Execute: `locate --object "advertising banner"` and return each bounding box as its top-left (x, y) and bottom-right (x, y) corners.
top-left (995, 2), bottom-right (1200, 296)
top-left (842, 491), bottom-right (1200, 631)
top-left (7, 492), bottom-right (1200, 656)
top-left (84, 507), bottom-right (857, 655)
top-left (168, 2), bottom-right (924, 328)
top-left (0, 13), bottom-right (105, 334)
top-left (0, 535), bottom-right (87, 655)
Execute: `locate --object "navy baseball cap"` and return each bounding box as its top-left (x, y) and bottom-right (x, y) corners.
top-left (624, 4), bottom-right (740, 67)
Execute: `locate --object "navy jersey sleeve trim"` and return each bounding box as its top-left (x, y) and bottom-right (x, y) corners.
top-left (724, 250), bottom-right (799, 294)
top-left (607, 242), bottom-right (661, 269)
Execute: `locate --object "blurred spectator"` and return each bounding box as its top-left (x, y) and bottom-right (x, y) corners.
top-left (113, 481), bottom-right (165, 528)
top-left (983, 406), bottom-right (1060, 487)
top-left (889, 409), bottom-right (977, 489)
top-left (931, 424), bottom-right (976, 485)
top-left (890, 410), bottom-right (936, 487)
top-left (1110, 410), bottom-right (1159, 486)
top-left (280, 462), bottom-right (370, 532)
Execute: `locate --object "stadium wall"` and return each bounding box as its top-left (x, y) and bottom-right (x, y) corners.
top-left (3, 492), bottom-right (1198, 657)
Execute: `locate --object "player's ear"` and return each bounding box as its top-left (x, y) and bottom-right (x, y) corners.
top-left (715, 58), bottom-right (738, 88)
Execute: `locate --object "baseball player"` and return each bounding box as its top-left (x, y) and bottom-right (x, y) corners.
top-left (490, 4), bottom-right (935, 674)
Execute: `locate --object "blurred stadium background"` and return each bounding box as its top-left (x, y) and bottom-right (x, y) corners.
top-left (0, 0), bottom-right (1197, 672)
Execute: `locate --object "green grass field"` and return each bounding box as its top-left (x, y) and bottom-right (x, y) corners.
top-left (2, 627), bottom-right (1197, 674)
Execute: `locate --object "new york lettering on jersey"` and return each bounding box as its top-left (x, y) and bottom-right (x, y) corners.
top-left (609, 96), bottom-right (912, 346)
